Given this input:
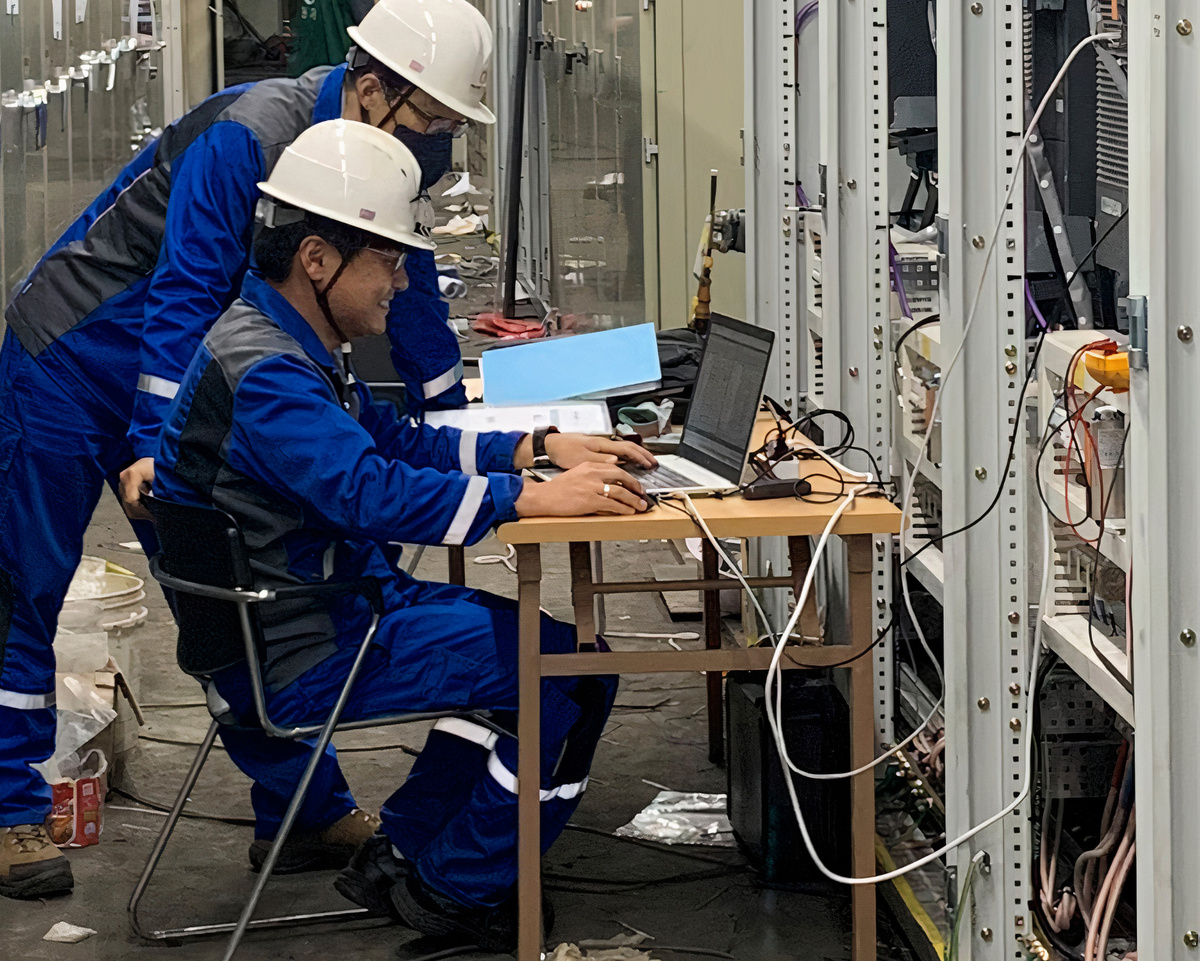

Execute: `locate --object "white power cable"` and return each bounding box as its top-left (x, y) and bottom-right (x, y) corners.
top-left (768, 492), bottom-right (1054, 885)
top-left (675, 492), bottom-right (784, 646)
top-left (749, 28), bottom-right (1117, 885)
top-left (890, 26), bottom-right (1120, 784)
top-left (474, 543), bottom-right (518, 572)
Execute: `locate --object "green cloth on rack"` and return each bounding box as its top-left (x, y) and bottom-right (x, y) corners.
top-left (288, 0), bottom-right (356, 77)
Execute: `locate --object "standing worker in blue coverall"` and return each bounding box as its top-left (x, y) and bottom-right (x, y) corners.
top-left (155, 120), bottom-right (653, 949)
top-left (0, 0), bottom-right (484, 899)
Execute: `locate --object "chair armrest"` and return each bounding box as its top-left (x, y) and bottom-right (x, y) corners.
top-left (149, 555), bottom-right (269, 603)
top-left (273, 577), bottom-right (386, 616)
top-left (149, 556), bottom-right (384, 615)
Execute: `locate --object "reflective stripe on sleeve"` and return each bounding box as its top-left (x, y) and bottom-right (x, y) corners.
top-left (458, 430), bottom-right (479, 475)
top-left (137, 374), bottom-right (181, 400)
top-left (485, 751), bottom-right (589, 801)
top-left (0, 687), bottom-right (55, 710)
top-left (433, 716), bottom-right (498, 750)
top-left (442, 475), bottom-right (488, 546)
top-left (422, 360), bottom-right (464, 400)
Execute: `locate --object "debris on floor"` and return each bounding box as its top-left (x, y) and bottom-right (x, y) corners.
top-left (614, 791), bottom-right (735, 846)
top-left (547, 945), bottom-right (657, 961)
top-left (43, 921), bottom-right (98, 943)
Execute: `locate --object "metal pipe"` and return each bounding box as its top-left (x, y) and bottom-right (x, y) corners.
top-left (501, 0), bottom-right (531, 319)
top-left (137, 908), bottom-right (374, 941)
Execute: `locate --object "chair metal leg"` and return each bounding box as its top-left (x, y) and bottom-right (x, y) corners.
top-left (129, 719), bottom-right (372, 944)
top-left (128, 719), bottom-right (221, 940)
top-left (222, 614), bottom-right (382, 961)
top-left (404, 543), bottom-right (426, 576)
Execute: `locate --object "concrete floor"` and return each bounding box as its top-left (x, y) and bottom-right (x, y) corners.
top-left (0, 492), bottom-right (894, 961)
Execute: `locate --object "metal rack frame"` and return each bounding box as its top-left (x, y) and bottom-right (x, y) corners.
top-left (1128, 0), bottom-right (1197, 955)
top-left (746, 0), bottom-right (1033, 954)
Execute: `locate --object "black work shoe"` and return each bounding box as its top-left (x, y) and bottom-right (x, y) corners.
top-left (0, 825), bottom-right (74, 899)
top-left (333, 831), bottom-right (409, 918)
top-left (249, 808), bottom-right (380, 874)
top-left (389, 874), bottom-right (554, 951)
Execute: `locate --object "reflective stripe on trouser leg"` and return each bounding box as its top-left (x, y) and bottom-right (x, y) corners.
top-left (382, 718), bottom-right (496, 864)
top-left (406, 673), bottom-right (618, 909)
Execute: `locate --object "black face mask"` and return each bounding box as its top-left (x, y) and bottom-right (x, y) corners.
top-left (356, 78), bottom-right (456, 192)
top-left (391, 125), bottom-right (455, 192)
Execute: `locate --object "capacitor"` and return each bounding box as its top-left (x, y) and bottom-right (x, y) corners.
top-left (1087, 406), bottom-right (1125, 522)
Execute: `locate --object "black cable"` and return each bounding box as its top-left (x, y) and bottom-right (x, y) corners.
top-left (892, 314), bottom-right (941, 363)
top-left (563, 823), bottom-right (746, 868)
top-left (902, 209), bottom-right (1129, 568)
top-left (902, 327), bottom-right (1046, 567)
top-left (543, 865), bottom-right (749, 894)
top-left (780, 614), bottom-right (896, 669)
top-left (893, 316), bottom-right (942, 396)
top-left (136, 733), bottom-right (423, 756)
top-left (1085, 424), bottom-right (1133, 694)
top-left (111, 787), bottom-right (256, 826)
top-left (1032, 343), bottom-right (1096, 530)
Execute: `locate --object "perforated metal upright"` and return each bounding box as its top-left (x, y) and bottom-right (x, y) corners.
top-left (745, 0), bottom-right (895, 744)
top-left (1127, 0), bottom-right (1200, 954)
top-left (814, 0), bottom-right (895, 742)
top-left (743, 0), bottom-right (803, 635)
top-left (936, 0), bottom-right (1030, 956)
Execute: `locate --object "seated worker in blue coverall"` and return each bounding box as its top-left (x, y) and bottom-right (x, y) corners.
top-left (0, 0), bottom-right (488, 899)
top-left (153, 121), bottom-right (655, 950)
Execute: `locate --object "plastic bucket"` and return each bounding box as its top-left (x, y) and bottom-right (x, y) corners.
top-left (58, 556), bottom-right (148, 637)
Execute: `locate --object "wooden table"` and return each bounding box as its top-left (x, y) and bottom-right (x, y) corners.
top-left (496, 473), bottom-right (902, 960)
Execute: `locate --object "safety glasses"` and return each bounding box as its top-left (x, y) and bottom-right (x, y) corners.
top-left (362, 246), bottom-right (409, 273)
top-left (403, 98), bottom-right (469, 136)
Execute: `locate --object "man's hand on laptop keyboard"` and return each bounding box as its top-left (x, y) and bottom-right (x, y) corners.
top-left (541, 433), bottom-right (658, 471)
top-left (515, 462), bottom-right (650, 517)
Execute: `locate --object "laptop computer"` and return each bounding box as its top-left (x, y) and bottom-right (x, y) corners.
top-left (536, 315), bottom-right (775, 494)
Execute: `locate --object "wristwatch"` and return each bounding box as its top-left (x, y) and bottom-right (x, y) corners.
top-left (531, 426), bottom-right (560, 468)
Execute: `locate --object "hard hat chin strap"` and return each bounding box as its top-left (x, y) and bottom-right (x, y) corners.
top-left (359, 81), bottom-right (415, 131)
top-left (310, 256), bottom-right (354, 345)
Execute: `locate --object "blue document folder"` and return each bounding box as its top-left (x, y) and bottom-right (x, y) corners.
top-left (480, 324), bottom-right (662, 405)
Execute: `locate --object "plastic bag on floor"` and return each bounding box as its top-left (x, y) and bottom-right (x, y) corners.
top-left (614, 791), bottom-right (734, 847)
top-left (547, 946), bottom-right (657, 961)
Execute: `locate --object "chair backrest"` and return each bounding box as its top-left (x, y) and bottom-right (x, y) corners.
top-left (148, 497), bottom-right (260, 677)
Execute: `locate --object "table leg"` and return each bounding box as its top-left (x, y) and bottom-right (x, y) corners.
top-left (447, 545), bottom-right (466, 586)
top-left (515, 544), bottom-right (543, 961)
top-left (569, 542), bottom-right (597, 652)
top-left (787, 536), bottom-right (823, 643)
top-left (846, 534), bottom-right (877, 961)
top-left (591, 542), bottom-right (607, 636)
top-left (701, 539), bottom-right (723, 765)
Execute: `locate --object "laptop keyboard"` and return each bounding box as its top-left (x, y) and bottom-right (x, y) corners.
top-left (629, 463), bottom-right (701, 489)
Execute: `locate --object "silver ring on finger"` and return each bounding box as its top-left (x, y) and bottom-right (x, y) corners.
top-left (602, 483), bottom-right (612, 497)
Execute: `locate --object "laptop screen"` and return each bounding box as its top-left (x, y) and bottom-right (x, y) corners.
top-left (678, 316), bottom-right (775, 482)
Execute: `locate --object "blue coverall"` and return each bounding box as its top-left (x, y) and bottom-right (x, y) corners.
top-left (154, 273), bottom-right (616, 907)
top-left (0, 64), bottom-right (465, 828)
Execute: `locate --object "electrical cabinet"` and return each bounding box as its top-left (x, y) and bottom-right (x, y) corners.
top-left (740, 0), bottom-right (1188, 958)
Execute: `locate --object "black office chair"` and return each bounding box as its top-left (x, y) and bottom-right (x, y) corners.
top-left (127, 498), bottom-right (503, 960)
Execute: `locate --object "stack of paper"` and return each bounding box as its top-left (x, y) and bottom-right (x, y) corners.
top-left (424, 403), bottom-right (612, 435)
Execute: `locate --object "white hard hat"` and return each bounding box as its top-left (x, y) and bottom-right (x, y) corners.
top-left (257, 119), bottom-right (436, 252)
top-left (347, 0), bottom-right (496, 125)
